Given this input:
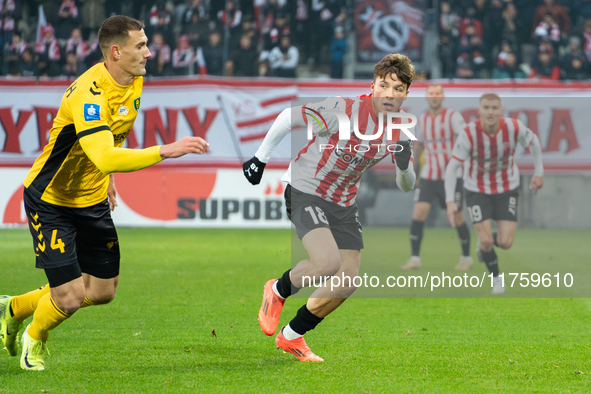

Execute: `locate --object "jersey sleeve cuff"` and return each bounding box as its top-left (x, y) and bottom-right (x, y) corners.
top-left (302, 106), bottom-right (329, 132)
top-left (77, 125), bottom-right (111, 140)
top-left (154, 145), bottom-right (164, 162)
top-left (301, 106), bottom-right (308, 125)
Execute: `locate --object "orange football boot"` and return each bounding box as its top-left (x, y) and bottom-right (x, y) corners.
top-left (258, 279), bottom-right (285, 336)
top-left (275, 328), bottom-right (324, 362)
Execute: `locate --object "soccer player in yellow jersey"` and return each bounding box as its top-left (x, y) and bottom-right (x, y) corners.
top-left (0, 15), bottom-right (208, 371)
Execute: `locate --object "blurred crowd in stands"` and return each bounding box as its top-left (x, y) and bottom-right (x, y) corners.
top-left (440, 0), bottom-right (591, 80)
top-left (0, 0), bottom-right (347, 79)
top-left (1, 0), bottom-right (591, 80)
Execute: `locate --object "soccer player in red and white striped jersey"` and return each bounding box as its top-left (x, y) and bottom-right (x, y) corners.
top-left (243, 54), bottom-right (417, 361)
top-left (444, 93), bottom-right (544, 294)
top-left (402, 84), bottom-right (473, 271)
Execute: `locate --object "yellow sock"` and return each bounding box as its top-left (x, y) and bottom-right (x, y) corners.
top-left (80, 297), bottom-right (98, 308)
top-left (10, 284), bottom-right (50, 322)
top-left (27, 294), bottom-right (70, 342)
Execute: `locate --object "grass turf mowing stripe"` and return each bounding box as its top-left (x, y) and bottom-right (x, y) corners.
top-left (0, 228), bottom-right (589, 393)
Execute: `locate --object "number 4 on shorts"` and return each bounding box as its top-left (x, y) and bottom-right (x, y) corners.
top-left (50, 230), bottom-right (65, 253)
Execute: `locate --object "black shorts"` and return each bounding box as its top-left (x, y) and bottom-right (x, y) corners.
top-left (465, 189), bottom-right (519, 223)
top-left (414, 178), bottom-right (464, 210)
top-left (285, 185), bottom-right (364, 250)
top-left (23, 188), bottom-right (120, 283)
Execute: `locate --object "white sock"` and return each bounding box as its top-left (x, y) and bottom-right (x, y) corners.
top-left (282, 324), bottom-right (303, 340)
top-left (272, 281), bottom-right (285, 299)
top-left (410, 256), bottom-right (421, 262)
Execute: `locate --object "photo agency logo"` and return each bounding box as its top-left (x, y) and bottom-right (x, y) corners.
top-left (303, 105), bottom-right (418, 153)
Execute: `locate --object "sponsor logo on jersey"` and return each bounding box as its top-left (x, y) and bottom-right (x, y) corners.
top-left (66, 82), bottom-right (77, 98)
top-left (133, 97), bottom-right (141, 112)
top-left (83, 103), bottom-right (101, 122)
top-left (113, 130), bottom-right (129, 143)
top-left (90, 81), bottom-right (101, 95)
top-left (118, 105), bottom-right (129, 116)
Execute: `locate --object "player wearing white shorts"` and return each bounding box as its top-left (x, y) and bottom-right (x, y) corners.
top-left (444, 93), bottom-right (544, 294)
top-left (401, 84), bottom-right (473, 271)
top-left (243, 54), bottom-right (417, 361)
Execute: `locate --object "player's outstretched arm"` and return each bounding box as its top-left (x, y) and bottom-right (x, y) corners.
top-left (528, 133), bottom-right (544, 194)
top-left (395, 140), bottom-right (416, 192)
top-left (243, 107), bottom-right (303, 185)
top-left (530, 175), bottom-right (544, 194)
top-left (79, 130), bottom-right (208, 175)
top-left (446, 201), bottom-right (458, 228)
top-left (243, 156), bottom-right (266, 185)
top-left (444, 158), bottom-right (462, 227)
top-left (159, 136), bottom-right (209, 158)
top-left (445, 128), bottom-right (471, 227)
top-left (396, 166), bottom-right (416, 192)
top-left (412, 142), bottom-right (423, 175)
top-left (107, 174), bottom-right (118, 211)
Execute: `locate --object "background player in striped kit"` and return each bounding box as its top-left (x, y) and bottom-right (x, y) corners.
top-left (401, 84), bottom-right (473, 271)
top-left (444, 93), bottom-right (544, 294)
top-left (243, 54), bottom-right (417, 361)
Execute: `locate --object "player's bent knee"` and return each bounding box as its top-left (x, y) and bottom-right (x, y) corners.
top-left (56, 294), bottom-right (85, 315)
top-left (498, 239), bottom-right (513, 250)
top-left (319, 260), bottom-right (341, 278)
top-left (88, 287), bottom-right (117, 305)
top-left (412, 209), bottom-right (429, 222)
top-left (479, 240), bottom-right (494, 252)
top-left (412, 213), bottom-right (427, 222)
top-left (330, 286), bottom-right (357, 299)
top-left (340, 285), bottom-right (358, 298)
top-left (91, 293), bottom-right (116, 305)
top-left (312, 255), bottom-right (341, 277)
top-left (330, 271), bottom-right (360, 296)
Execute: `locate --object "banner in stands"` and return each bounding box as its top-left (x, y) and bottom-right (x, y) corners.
top-left (1, 168), bottom-right (290, 228)
top-left (353, 0), bottom-right (427, 62)
top-left (1, 79), bottom-right (589, 172)
top-left (0, 80), bottom-right (297, 168)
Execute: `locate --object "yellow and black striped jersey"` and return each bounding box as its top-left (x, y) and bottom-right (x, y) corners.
top-left (24, 62), bottom-right (161, 208)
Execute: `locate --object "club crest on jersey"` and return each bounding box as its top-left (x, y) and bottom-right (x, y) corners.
top-left (83, 103), bottom-right (101, 122)
top-left (118, 105), bottom-right (129, 116)
top-left (133, 97), bottom-right (141, 112)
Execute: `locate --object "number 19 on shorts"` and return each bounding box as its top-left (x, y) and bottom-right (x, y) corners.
top-left (468, 205), bottom-right (482, 223)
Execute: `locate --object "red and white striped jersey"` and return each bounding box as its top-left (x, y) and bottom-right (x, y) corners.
top-left (65, 37), bottom-right (89, 59)
top-left (452, 118), bottom-right (535, 194)
top-left (288, 95), bottom-right (415, 207)
top-left (148, 42), bottom-right (172, 64)
top-left (172, 47), bottom-right (195, 69)
top-left (35, 36), bottom-right (61, 62)
top-left (416, 108), bottom-right (466, 180)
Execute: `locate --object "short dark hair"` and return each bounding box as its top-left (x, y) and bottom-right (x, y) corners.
top-left (480, 92), bottom-right (502, 103)
top-left (98, 15), bottom-right (144, 56)
top-left (373, 53), bottom-right (415, 89)
top-left (427, 83), bottom-right (444, 92)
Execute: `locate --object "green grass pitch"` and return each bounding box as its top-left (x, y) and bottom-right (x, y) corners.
top-left (1, 227), bottom-right (590, 393)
